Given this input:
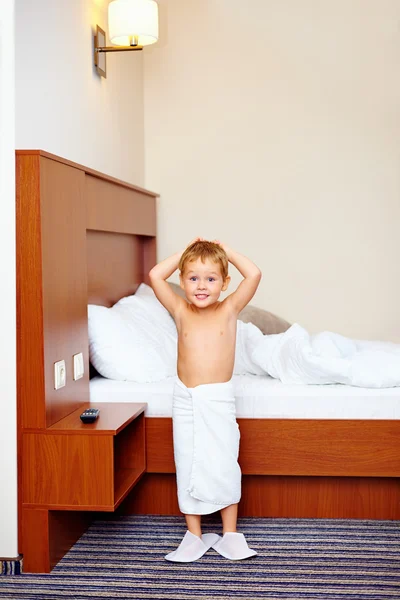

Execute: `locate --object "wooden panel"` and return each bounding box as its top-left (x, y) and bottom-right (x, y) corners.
top-left (122, 473), bottom-right (400, 520)
top-left (17, 150), bottom-right (159, 199)
top-left (87, 230), bottom-right (141, 307)
top-left (114, 413), bottom-right (146, 508)
top-left (146, 418), bottom-right (175, 473)
top-left (141, 235), bottom-right (157, 284)
top-left (115, 413), bottom-right (146, 471)
top-left (21, 508), bottom-right (92, 573)
top-left (40, 157), bottom-right (89, 427)
top-left (22, 433), bottom-right (114, 508)
top-left (21, 508), bottom-right (50, 573)
top-left (49, 511), bottom-right (92, 570)
top-left (16, 154), bottom-right (45, 552)
top-left (145, 417), bottom-right (400, 477)
top-left (240, 476), bottom-right (400, 519)
top-left (119, 473), bottom-right (180, 515)
top-left (86, 175), bottom-right (156, 236)
top-left (239, 419), bottom-right (400, 476)
top-left (16, 154), bottom-right (46, 430)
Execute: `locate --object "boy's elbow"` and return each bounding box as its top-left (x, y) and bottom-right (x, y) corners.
top-left (148, 267), bottom-right (158, 281)
top-left (254, 267), bottom-right (262, 282)
top-left (148, 269), bottom-right (160, 287)
top-left (149, 267), bottom-right (166, 285)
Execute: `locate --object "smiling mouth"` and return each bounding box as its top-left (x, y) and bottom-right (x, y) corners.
top-left (195, 294), bottom-right (209, 300)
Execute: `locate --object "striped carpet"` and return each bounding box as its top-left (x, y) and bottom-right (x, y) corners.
top-left (1, 515), bottom-right (399, 599)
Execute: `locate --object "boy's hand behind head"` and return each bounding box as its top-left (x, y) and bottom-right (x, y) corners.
top-left (187, 237), bottom-right (204, 248)
top-left (212, 240), bottom-right (231, 259)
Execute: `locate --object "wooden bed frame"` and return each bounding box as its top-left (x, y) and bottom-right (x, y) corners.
top-left (17, 151), bottom-right (400, 571)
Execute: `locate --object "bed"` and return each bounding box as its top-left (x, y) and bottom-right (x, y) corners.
top-left (82, 183), bottom-right (400, 520)
top-left (17, 151), bottom-right (400, 575)
top-left (88, 368), bottom-right (400, 519)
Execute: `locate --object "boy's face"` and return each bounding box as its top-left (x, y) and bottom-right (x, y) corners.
top-left (180, 258), bottom-right (230, 308)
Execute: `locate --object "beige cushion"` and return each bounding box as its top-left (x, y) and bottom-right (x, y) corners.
top-left (169, 282), bottom-right (290, 335)
top-left (238, 304), bottom-right (290, 335)
top-left (169, 282), bottom-right (186, 298)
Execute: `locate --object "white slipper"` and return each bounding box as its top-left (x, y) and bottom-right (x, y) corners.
top-left (165, 531), bottom-right (221, 562)
top-left (212, 532), bottom-right (257, 560)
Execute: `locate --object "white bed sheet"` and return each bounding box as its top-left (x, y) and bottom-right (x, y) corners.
top-left (90, 374), bottom-right (400, 419)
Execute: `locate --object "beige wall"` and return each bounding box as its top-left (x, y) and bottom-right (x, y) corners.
top-left (144, 0), bottom-right (400, 342)
top-left (15, 0), bottom-right (145, 185)
top-left (0, 0), bottom-right (18, 559)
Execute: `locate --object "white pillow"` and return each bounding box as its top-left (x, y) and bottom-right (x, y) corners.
top-left (134, 282), bottom-right (174, 323)
top-left (88, 284), bottom-right (178, 383)
top-left (88, 283), bottom-right (266, 382)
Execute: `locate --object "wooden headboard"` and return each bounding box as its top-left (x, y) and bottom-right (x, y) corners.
top-left (16, 150), bottom-right (158, 569)
top-left (16, 150), bottom-right (158, 430)
top-left (85, 173), bottom-right (157, 307)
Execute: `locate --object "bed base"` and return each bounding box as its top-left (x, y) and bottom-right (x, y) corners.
top-left (121, 473), bottom-right (400, 520)
top-left (145, 417), bottom-right (400, 477)
top-left (118, 416), bottom-right (400, 520)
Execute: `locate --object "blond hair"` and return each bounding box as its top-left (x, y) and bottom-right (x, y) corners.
top-left (179, 241), bottom-right (229, 280)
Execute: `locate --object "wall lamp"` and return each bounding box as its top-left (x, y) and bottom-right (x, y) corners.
top-left (94, 0), bottom-right (158, 78)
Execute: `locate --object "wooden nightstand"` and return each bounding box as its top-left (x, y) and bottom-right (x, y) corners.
top-left (21, 403), bottom-right (146, 572)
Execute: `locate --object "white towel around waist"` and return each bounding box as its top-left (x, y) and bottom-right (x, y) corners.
top-left (172, 378), bottom-right (241, 515)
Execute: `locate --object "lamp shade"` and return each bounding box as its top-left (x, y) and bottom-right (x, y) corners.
top-left (108, 0), bottom-right (158, 46)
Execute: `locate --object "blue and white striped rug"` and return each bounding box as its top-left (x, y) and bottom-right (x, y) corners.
top-left (1, 515), bottom-right (399, 599)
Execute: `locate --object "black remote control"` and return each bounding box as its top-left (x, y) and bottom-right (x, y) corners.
top-left (80, 408), bottom-right (100, 423)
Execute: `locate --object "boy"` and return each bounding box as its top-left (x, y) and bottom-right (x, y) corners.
top-left (149, 239), bottom-right (261, 562)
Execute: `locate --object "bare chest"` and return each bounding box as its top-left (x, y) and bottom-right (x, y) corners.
top-left (178, 311), bottom-right (236, 349)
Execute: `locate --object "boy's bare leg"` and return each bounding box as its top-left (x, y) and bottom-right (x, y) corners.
top-left (185, 514), bottom-right (202, 537)
top-left (213, 503), bottom-right (257, 560)
top-left (165, 513), bottom-right (220, 562)
top-left (221, 503), bottom-right (238, 533)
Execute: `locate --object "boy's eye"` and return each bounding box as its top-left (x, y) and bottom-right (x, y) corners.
top-left (208, 278), bottom-right (215, 282)
top-left (190, 276), bottom-right (197, 281)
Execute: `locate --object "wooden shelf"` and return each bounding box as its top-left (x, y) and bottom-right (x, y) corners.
top-left (48, 402), bottom-right (145, 435)
top-left (114, 468), bottom-right (144, 509)
top-left (113, 408), bottom-right (146, 509)
top-left (22, 403), bottom-right (146, 511)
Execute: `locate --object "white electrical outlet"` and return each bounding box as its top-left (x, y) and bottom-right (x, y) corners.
top-left (54, 360), bottom-right (66, 390)
top-left (73, 352), bottom-right (84, 381)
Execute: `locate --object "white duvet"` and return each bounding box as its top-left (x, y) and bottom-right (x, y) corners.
top-left (234, 322), bottom-right (400, 388)
top-left (88, 283), bottom-right (400, 387)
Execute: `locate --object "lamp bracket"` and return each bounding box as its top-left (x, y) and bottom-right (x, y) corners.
top-left (94, 25), bottom-right (143, 78)
top-left (96, 46), bottom-right (143, 53)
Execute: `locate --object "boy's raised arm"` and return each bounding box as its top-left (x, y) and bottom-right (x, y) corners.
top-left (217, 242), bottom-right (262, 314)
top-left (149, 251), bottom-right (186, 317)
